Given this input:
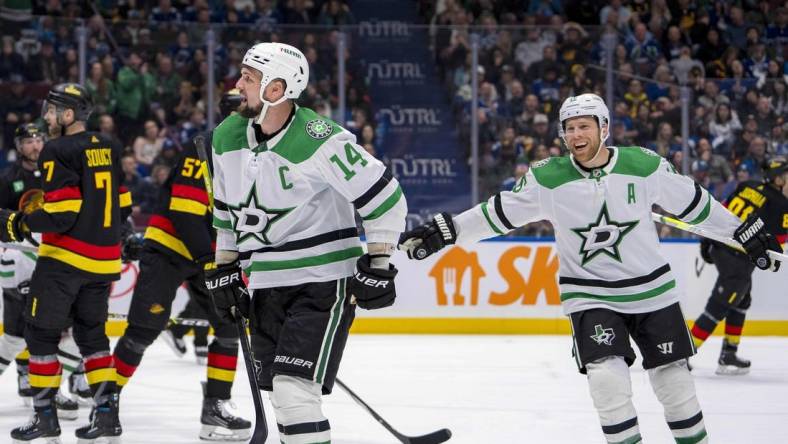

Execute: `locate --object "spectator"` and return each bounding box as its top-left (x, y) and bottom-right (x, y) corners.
top-left (172, 80), bottom-right (197, 124)
top-left (115, 51), bottom-right (154, 146)
top-left (744, 43), bottom-right (769, 80)
top-left (179, 109), bottom-right (206, 146)
top-left (739, 136), bottom-right (768, 181)
top-left (515, 94), bottom-right (542, 133)
top-left (691, 159), bottom-right (711, 191)
top-left (153, 138), bottom-right (180, 170)
top-left (724, 6), bottom-right (748, 50)
top-left (696, 28), bottom-right (726, 66)
top-left (317, 0), bottom-right (355, 26)
top-left (623, 79), bottom-right (649, 119)
top-left (121, 152), bottom-right (159, 216)
top-left (501, 79), bottom-right (525, 118)
top-left (514, 27), bottom-right (549, 73)
top-left (525, 44), bottom-right (561, 83)
top-left (669, 46), bottom-right (704, 85)
top-left (500, 156), bottom-right (529, 191)
top-left (0, 36), bottom-right (25, 81)
top-left (152, 54), bottom-right (182, 113)
top-left (599, 0), bottom-right (632, 30)
top-left (753, 96), bottom-right (776, 135)
top-left (133, 120), bottom-right (166, 176)
top-left (662, 25), bottom-right (687, 60)
top-left (648, 122), bottom-right (681, 157)
top-left (528, 113), bottom-right (556, 147)
top-left (150, 163), bottom-right (172, 188)
top-left (24, 38), bottom-right (58, 82)
top-left (626, 22), bottom-right (661, 75)
top-left (85, 61), bottom-right (117, 127)
top-left (2, 78), bottom-right (34, 153)
top-left (696, 137), bottom-right (734, 198)
top-left (708, 102), bottom-right (742, 154)
top-left (771, 121), bottom-right (788, 156)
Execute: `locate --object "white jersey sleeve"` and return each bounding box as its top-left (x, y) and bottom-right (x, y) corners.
top-left (454, 169), bottom-right (546, 244)
top-left (313, 131), bottom-right (406, 245)
top-left (649, 157), bottom-right (740, 239)
top-left (211, 138), bottom-right (238, 252)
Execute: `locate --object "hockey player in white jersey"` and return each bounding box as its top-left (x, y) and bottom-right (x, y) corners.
top-left (400, 93), bottom-right (783, 444)
top-left (205, 42), bottom-right (407, 443)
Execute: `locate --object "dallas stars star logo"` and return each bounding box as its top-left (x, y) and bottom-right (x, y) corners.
top-left (227, 182), bottom-right (294, 245)
top-left (571, 202), bottom-right (638, 266)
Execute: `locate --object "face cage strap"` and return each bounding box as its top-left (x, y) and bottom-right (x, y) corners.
top-left (256, 77), bottom-right (290, 124)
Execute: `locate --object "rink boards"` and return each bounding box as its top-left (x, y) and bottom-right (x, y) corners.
top-left (1, 238), bottom-right (786, 336)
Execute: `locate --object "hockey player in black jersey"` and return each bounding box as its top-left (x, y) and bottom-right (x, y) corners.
top-left (0, 83), bottom-right (132, 443)
top-left (112, 88), bottom-right (252, 441)
top-left (692, 157), bottom-right (788, 374)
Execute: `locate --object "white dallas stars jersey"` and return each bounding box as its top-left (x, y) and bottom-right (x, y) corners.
top-left (454, 146), bottom-right (742, 315)
top-left (211, 107), bottom-right (406, 289)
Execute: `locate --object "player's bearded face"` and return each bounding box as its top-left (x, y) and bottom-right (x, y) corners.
top-left (564, 116), bottom-right (603, 164)
top-left (237, 67), bottom-right (263, 118)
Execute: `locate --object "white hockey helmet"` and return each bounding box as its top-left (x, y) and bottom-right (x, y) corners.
top-left (242, 42), bottom-right (309, 122)
top-left (557, 93), bottom-right (610, 145)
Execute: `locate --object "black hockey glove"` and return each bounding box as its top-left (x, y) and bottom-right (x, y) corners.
top-left (17, 279), bottom-right (30, 296)
top-left (398, 212), bottom-right (457, 260)
top-left (121, 233), bottom-right (145, 263)
top-left (204, 261), bottom-right (251, 324)
top-left (349, 254), bottom-right (398, 309)
top-left (699, 238), bottom-right (715, 264)
top-left (734, 216), bottom-right (782, 271)
top-left (0, 209), bottom-right (27, 243)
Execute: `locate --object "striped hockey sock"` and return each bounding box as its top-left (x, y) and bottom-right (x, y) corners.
top-left (206, 340), bottom-right (238, 399)
top-left (83, 352), bottom-right (117, 403)
top-left (28, 354), bottom-right (62, 409)
top-left (724, 307), bottom-right (746, 347)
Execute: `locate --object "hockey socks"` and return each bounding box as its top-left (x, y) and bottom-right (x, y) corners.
top-left (206, 338), bottom-right (239, 399)
top-left (28, 354), bottom-right (62, 409)
top-left (649, 361), bottom-right (708, 443)
top-left (271, 375), bottom-right (331, 444)
top-left (83, 352), bottom-right (117, 404)
top-left (586, 357), bottom-right (641, 444)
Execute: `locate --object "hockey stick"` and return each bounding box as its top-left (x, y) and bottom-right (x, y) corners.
top-left (335, 378), bottom-right (452, 444)
top-left (195, 134), bottom-right (269, 443)
top-left (107, 312), bottom-right (211, 328)
top-left (651, 212), bottom-right (788, 261)
top-left (0, 242), bottom-right (38, 253)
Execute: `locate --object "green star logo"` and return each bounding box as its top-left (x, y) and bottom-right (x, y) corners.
top-left (227, 181), bottom-right (294, 245)
top-left (571, 202), bottom-right (639, 266)
top-left (306, 119), bottom-right (332, 139)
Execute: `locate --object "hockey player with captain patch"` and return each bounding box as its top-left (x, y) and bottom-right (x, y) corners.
top-left (206, 42), bottom-right (407, 443)
top-left (400, 93), bottom-right (783, 444)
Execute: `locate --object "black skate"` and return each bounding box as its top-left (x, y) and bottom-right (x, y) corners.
top-left (199, 397), bottom-right (251, 441)
top-left (716, 340), bottom-right (751, 375)
top-left (11, 407), bottom-right (62, 444)
top-left (161, 328), bottom-right (187, 358)
top-left (18, 372), bottom-right (33, 407)
top-left (69, 365), bottom-right (94, 406)
top-left (75, 393), bottom-right (122, 444)
top-left (55, 391), bottom-right (79, 420)
top-left (194, 345), bottom-right (209, 365)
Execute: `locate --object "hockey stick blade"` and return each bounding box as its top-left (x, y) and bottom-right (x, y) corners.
top-left (335, 378), bottom-right (452, 444)
top-left (0, 242), bottom-right (38, 253)
top-left (652, 213), bottom-right (788, 262)
top-left (107, 312), bottom-right (211, 328)
top-left (233, 308), bottom-right (268, 443)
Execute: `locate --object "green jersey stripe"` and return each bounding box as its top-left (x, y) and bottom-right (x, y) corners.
top-left (481, 202), bottom-right (503, 235)
top-left (23, 252), bottom-right (37, 262)
top-left (560, 280), bottom-right (676, 303)
top-left (362, 186), bottom-right (402, 221)
top-left (687, 194), bottom-right (711, 225)
top-left (246, 247), bottom-right (363, 272)
top-left (0, 271), bottom-right (14, 278)
top-left (212, 215), bottom-right (232, 229)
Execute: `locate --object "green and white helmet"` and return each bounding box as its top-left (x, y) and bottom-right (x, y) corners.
top-left (242, 42), bottom-right (309, 121)
top-left (558, 93), bottom-right (610, 145)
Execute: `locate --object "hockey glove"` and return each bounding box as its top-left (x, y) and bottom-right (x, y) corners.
top-left (734, 216), bottom-right (782, 271)
top-left (204, 261), bottom-right (251, 324)
top-left (699, 238), bottom-right (715, 264)
top-left (349, 254), bottom-right (398, 309)
top-left (17, 279), bottom-right (30, 296)
top-left (0, 209), bottom-right (28, 243)
top-left (121, 232), bottom-right (145, 263)
top-left (398, 212), bottom-right (457, 260)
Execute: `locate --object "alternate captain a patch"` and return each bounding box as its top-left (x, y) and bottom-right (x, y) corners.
top-left (571, 202), bottom-right (638, 266)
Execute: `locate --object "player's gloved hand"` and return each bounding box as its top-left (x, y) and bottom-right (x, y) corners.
top-left (0, 209), bottom-right (28, 243)
top-left (398, 212), bottom-right (457, 260)
top-left (699, 238), bottom-right (715, 264)
top-left (349, 254), bottom-right (398, 309)
top-left (734, 216), bottom-right (782, 271)
top-left (204, 261), bottom-right (250, 323)
top-left (17, 279), bottom-right (30, 296)
top-left (121, 232), bottom-right (144, 263)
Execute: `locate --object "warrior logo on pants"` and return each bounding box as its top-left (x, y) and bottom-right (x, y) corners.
top-left (590, 324), bottom-right (615, 346)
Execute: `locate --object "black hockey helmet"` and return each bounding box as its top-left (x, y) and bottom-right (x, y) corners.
top-left (45, 83), bottom-right (94, 121)
top-left (14, 123), bottom-right (44, 147)
top-left (763, 156), bottom-right (788, 183)
top-left (220, 88), bottom-right (244, 119)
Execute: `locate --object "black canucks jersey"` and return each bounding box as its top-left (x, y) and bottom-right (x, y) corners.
top-left (23, 132), bottom-right (132, 280)
top-left (144, 132), bottom-right (214, 264)
top-left (0, 163), bottom-right (42, 210)
top-left (723, 180), bottom-right (788, 245)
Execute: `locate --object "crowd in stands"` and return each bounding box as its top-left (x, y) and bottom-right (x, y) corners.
top-left (423, 0), bottom-right (787, 236)
top-left (1, 0), bottom-right (786, 237)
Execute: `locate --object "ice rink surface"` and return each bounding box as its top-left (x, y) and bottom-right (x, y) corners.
top-left (1, 334), bottom-right (787, 443)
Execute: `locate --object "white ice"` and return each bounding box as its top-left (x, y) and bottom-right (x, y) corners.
top-left (1, 335), bottom-right (787, 443)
